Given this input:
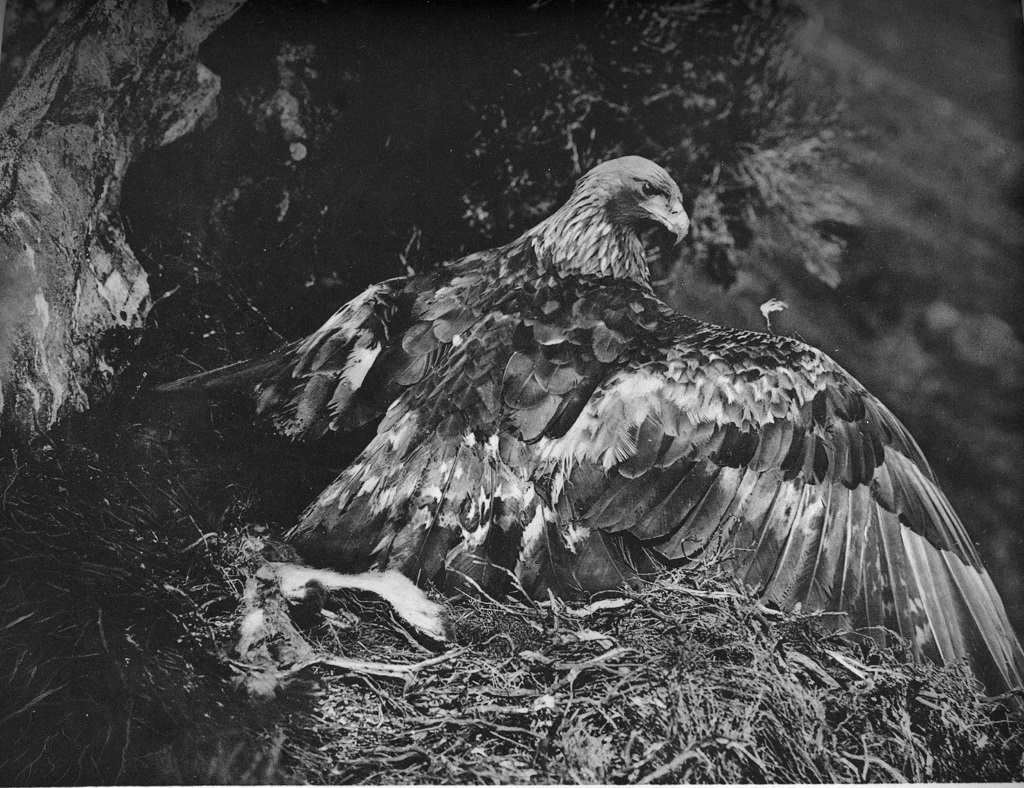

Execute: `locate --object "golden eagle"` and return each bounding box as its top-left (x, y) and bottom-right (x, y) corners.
top-left (161, 156), bottom-right (1024, 696)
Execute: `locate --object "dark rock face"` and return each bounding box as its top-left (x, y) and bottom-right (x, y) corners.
top-left (0, 0), bottom-right (244, 441)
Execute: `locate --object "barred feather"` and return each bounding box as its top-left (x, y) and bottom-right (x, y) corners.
top-left (157, 156), bottom-right (1023, 699)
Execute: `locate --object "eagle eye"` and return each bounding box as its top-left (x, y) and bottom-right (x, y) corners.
top-left (640, 181), bottom-right (662, 198)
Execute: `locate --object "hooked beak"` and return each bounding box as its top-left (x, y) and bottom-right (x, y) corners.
top-left (645, 199), bottom-right (690, 244)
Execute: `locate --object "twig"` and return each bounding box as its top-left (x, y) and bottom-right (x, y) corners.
top-left (334, 747), bottom-right (430, 770)
top-left (181, 532), bottom-right (218, 552)
top-left (637, 744), bottom-right (705, 784)
top-left (411, 716), bottom-right (543, 739)
top-left (279, 647), bottom-right (467, 681)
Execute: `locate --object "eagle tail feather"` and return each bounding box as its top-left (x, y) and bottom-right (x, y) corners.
top-left (149, 342), bottom-right (302, 395)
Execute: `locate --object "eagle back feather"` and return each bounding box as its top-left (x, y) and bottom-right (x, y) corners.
top-left (521, 279), bottom-right (1022, 695)
top-left (160, 157), bottom-right (1022, 698)
top-left (288, 267), bottom-right (1022, 696)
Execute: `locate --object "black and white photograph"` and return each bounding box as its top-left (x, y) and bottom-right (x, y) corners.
top-left (1, 0), bottom-right (1022, 783)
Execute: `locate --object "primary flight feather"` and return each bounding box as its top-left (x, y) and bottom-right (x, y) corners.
top-left (160, 156), bottom-right (1024, 697)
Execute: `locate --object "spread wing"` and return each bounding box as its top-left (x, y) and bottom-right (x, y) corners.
top-left (243, 251), bottom-right (510, 442)
top-left (286, 269), bottom-right (658, 593)
top-left (285, 265), bottom-right (543, 593)
top-left (151, 277), bottom-right (414, 440)
top-left (279, 268), bottom-right (1022, 695)
top-left (507, 280), bottom-right (1024, 695)
top-left (252, 277), bottom-right (412, 440)
top-left (156, 251), bottom-right (505, 442)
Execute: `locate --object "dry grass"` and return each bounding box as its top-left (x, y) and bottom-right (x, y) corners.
top-left (0, 414), bottom-right (298, 785)
top-left (1, 402), bottom-right (1022, 785)
top-left (2, 402), bottom-right (1023, 784)
top-left (265, 563), bottom-right (1023, 784)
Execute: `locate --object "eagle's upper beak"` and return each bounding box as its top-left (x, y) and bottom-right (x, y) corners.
top-left (645, 198), bottom-right (690, 244)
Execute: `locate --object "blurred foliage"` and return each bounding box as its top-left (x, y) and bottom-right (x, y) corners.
top-left (461, 0), bottom-right (857, 288)
top-left (797, 0), bottom-right (1024, 636)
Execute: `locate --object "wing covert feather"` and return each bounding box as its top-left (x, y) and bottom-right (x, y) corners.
top-left (281, 269), bottom-right (1021, 697)
top-left (525, 289), bottom-right (1024, 695)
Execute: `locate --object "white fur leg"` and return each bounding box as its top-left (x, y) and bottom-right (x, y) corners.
top-left (270, 563), bottom-right (451, 642)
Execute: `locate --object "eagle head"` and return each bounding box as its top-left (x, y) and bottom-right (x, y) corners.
top-left (583, 156), bottom-right (689, 243)
top-left (528, 156), bottom-right (689, 284)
